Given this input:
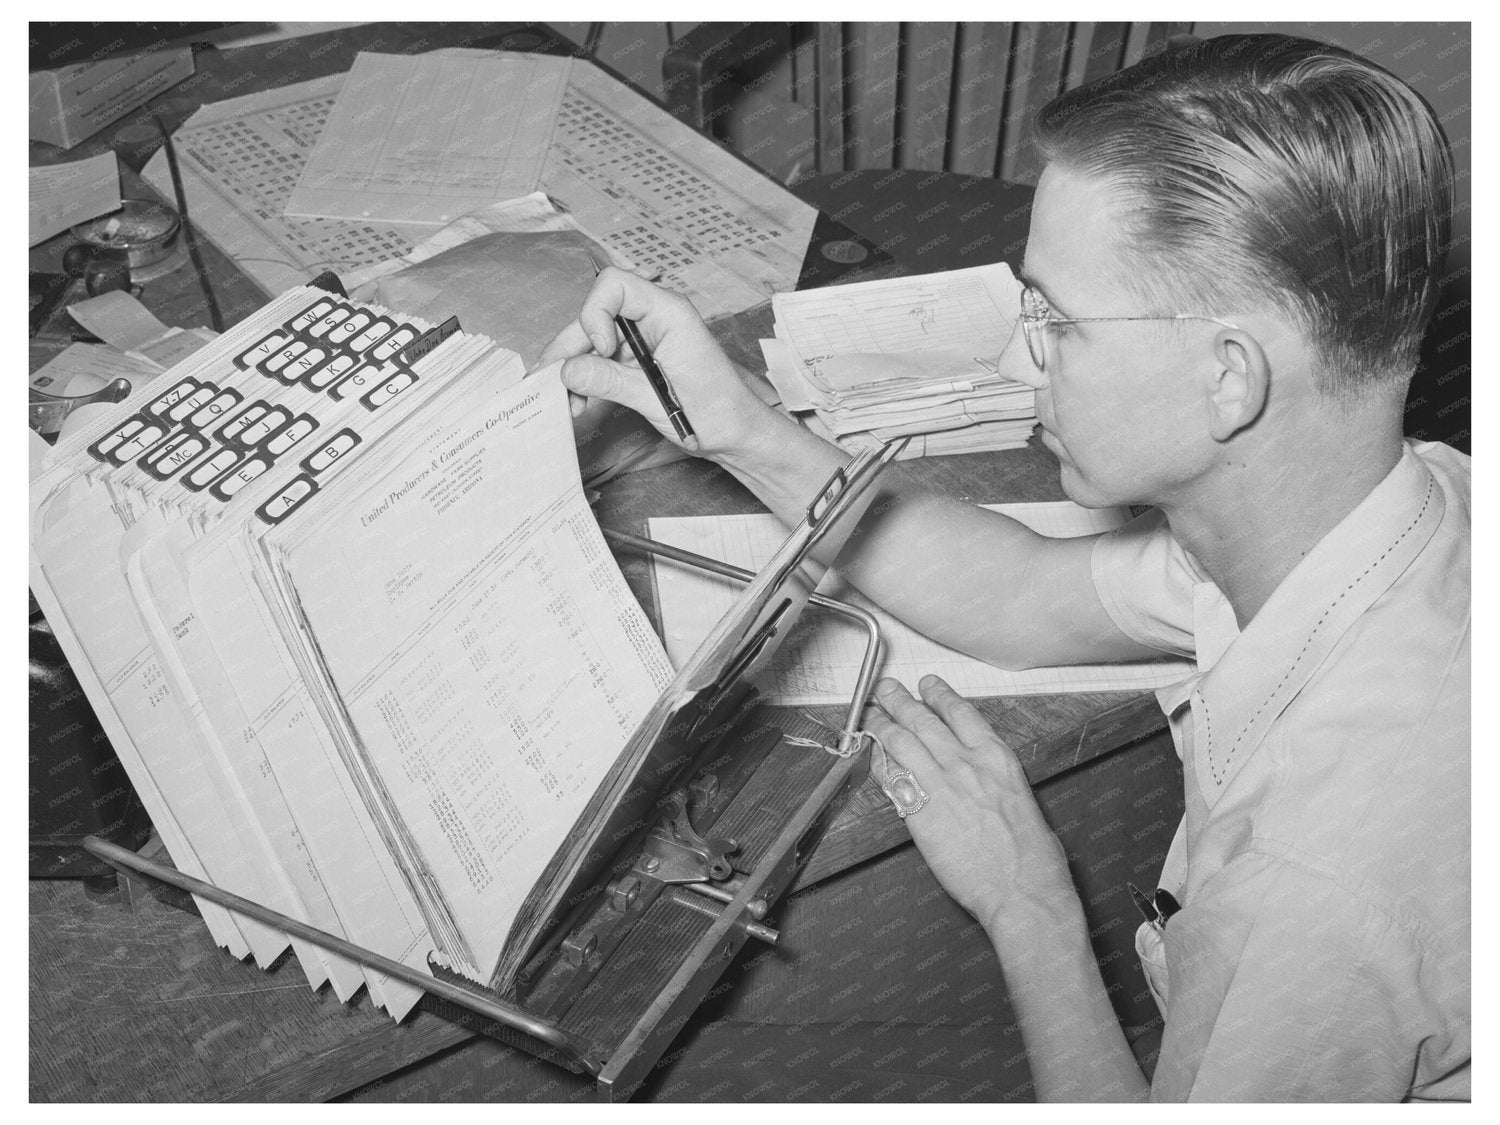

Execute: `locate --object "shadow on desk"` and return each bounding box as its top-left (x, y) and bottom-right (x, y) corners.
top-left (330, 730), bottom-right (1184, 1104)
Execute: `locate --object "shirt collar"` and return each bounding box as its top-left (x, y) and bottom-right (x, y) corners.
top-left (1187, 444), bottom-right (1445, 807)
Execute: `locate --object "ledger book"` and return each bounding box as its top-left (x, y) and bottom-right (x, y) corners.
top-left (29, 284), bottom-right (833, 1019)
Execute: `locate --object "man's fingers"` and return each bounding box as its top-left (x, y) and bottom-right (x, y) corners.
top-left (591, 265), bottom-right (696, 325)
top-left (874, 678), bottom-right (967, 761)
top-left (558, 355), bottom-right (659, 424)
top-left (536, 319), bottom-right (596, 367)
top-left (917, 675), bottom-right (1012, 757)
top-left (576, 305), bottom-right (621, 359)
top-left (861, 708), bottom-right (890, 785)
top-left (575, 268), bottom-right (679, 349)
top-left (862, 708), bottom-right (940, 782)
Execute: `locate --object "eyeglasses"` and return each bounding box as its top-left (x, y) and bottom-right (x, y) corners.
top-left (1018, 284), bottom-right (1239, 373)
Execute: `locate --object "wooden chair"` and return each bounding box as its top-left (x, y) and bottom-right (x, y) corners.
top-left (663, 22), bottom-right (1193, 185)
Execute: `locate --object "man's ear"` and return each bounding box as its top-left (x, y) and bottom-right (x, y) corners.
top-left (1206, 331), bottom-right (1270, 441)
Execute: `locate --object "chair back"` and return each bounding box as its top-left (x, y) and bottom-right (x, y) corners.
top-left (664, 22), bottom-right (1193, 184)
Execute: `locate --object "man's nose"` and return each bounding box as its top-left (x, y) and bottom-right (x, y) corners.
top-left (996, 318), bottom-right (1048, 390)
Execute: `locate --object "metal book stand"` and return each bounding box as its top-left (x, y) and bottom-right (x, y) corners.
top-left (85, 450), bottom-right (896, 1101)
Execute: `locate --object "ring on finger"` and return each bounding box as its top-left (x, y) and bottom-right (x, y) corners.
top-left (867, 730), bottom-right (930, 819)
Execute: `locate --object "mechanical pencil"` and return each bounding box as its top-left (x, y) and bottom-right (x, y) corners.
top-left (587, 254), bottom-right (696, 445)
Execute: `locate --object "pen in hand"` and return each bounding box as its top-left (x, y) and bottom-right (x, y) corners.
top-left (586, 254), bottom-right (697, 448)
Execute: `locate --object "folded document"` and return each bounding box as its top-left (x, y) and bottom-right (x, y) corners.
top-left (763, 263), bottom-right (1038, 458)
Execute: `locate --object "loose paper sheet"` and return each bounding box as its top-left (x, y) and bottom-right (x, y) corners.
top-left (145, 55), bottom-right (815, 318)
top-left (771, 264), bottom-right (1023, 399)
top-left (142, 75), bottom-right (431, 296)
top-left (29, 151), bottom-right (120, 246)
top-left (341, 191), bottom-right (596, 292)
top-left (542, 59), bottom-right (816, 318)
top-left (285, 52), bottom-right (567, 226)
top-left (64, 289), bottom-right (217, 371)
top-left (650, 503), bottom-right (1196, 704)
top-left (763, 264), bottom-right (1036, 457)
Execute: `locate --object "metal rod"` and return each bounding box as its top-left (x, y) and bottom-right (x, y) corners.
top-left (601, 528), bottom-right (884, 742)
top-left (680, 880), bottom-right (768, 918)
top-left (80, 835), bottom-right (574, 1053)
top-left (152, 113), bottom-right (225, 333)
top-left (667, 886), bottom-right (780, 945)
top-left (819, 598), bottom-right (883, 748)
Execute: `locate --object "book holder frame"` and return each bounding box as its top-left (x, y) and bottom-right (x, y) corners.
top-left (83, 528), bottom-right (887, 1099)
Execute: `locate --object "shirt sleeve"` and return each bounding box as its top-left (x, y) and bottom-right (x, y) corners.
top-left (1089, 507), bottom-right (1201, 656)
top-left (1149, 850), bottom-right (1450, 1102)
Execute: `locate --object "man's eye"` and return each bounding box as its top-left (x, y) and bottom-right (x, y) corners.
top-left (1050, 321), bottom-right (1075, 339)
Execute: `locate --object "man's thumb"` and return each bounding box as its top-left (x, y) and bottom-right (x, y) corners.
top-left (559, 355), bottom-right (650, 416)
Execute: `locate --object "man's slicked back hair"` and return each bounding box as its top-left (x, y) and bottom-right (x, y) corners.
top-left (1034, 34), bottom-right (1453, 398)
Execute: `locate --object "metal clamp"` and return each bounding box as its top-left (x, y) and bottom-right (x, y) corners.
top-left (637, 786), bottom-right (739, 885)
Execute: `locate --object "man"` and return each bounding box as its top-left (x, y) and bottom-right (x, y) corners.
top-left (539, 34), bottom-right (1468, 1101)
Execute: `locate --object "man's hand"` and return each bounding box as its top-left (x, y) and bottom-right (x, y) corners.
top-left (866, 674), bottom-right (1150, 1100)
top-left (864, 675), bottom-right (1077, 937)
top-left (537, 268), bottom-right (776, 458)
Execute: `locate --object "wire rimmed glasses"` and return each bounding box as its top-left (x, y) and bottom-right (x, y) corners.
top-left (1018, 284), bottom-right (1240, 373)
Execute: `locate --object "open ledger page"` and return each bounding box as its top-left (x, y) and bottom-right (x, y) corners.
top-left (264, 372), bottom-right (673, 979)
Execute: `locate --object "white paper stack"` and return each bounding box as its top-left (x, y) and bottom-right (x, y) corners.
top-left (762, 263), bottom-right (1036, 458)
top-left (29, 286), bottom-right (675, 1019)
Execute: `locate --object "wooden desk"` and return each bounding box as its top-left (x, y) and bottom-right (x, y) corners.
top-left (29, 26), bottom-right (1179, 1102)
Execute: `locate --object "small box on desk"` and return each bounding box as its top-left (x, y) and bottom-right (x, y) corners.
top-left (29, 46), bottom-right (194, 149)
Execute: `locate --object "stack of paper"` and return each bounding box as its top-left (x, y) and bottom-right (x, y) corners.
top-left (284, 52), bottom-right (566, 227)
top-left (762, 263), bottom-right (1036, 458)
top-left (29, 150), bottom-right (120, 246)
top-left (29, 286), bottom-right (677, 1018)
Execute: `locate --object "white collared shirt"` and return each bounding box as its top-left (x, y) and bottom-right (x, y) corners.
top-left (1091, 440), bottom-right (1470, 1101)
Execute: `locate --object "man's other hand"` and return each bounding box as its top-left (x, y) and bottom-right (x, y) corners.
top-left (864, 675), bottom-right (1078, 938)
